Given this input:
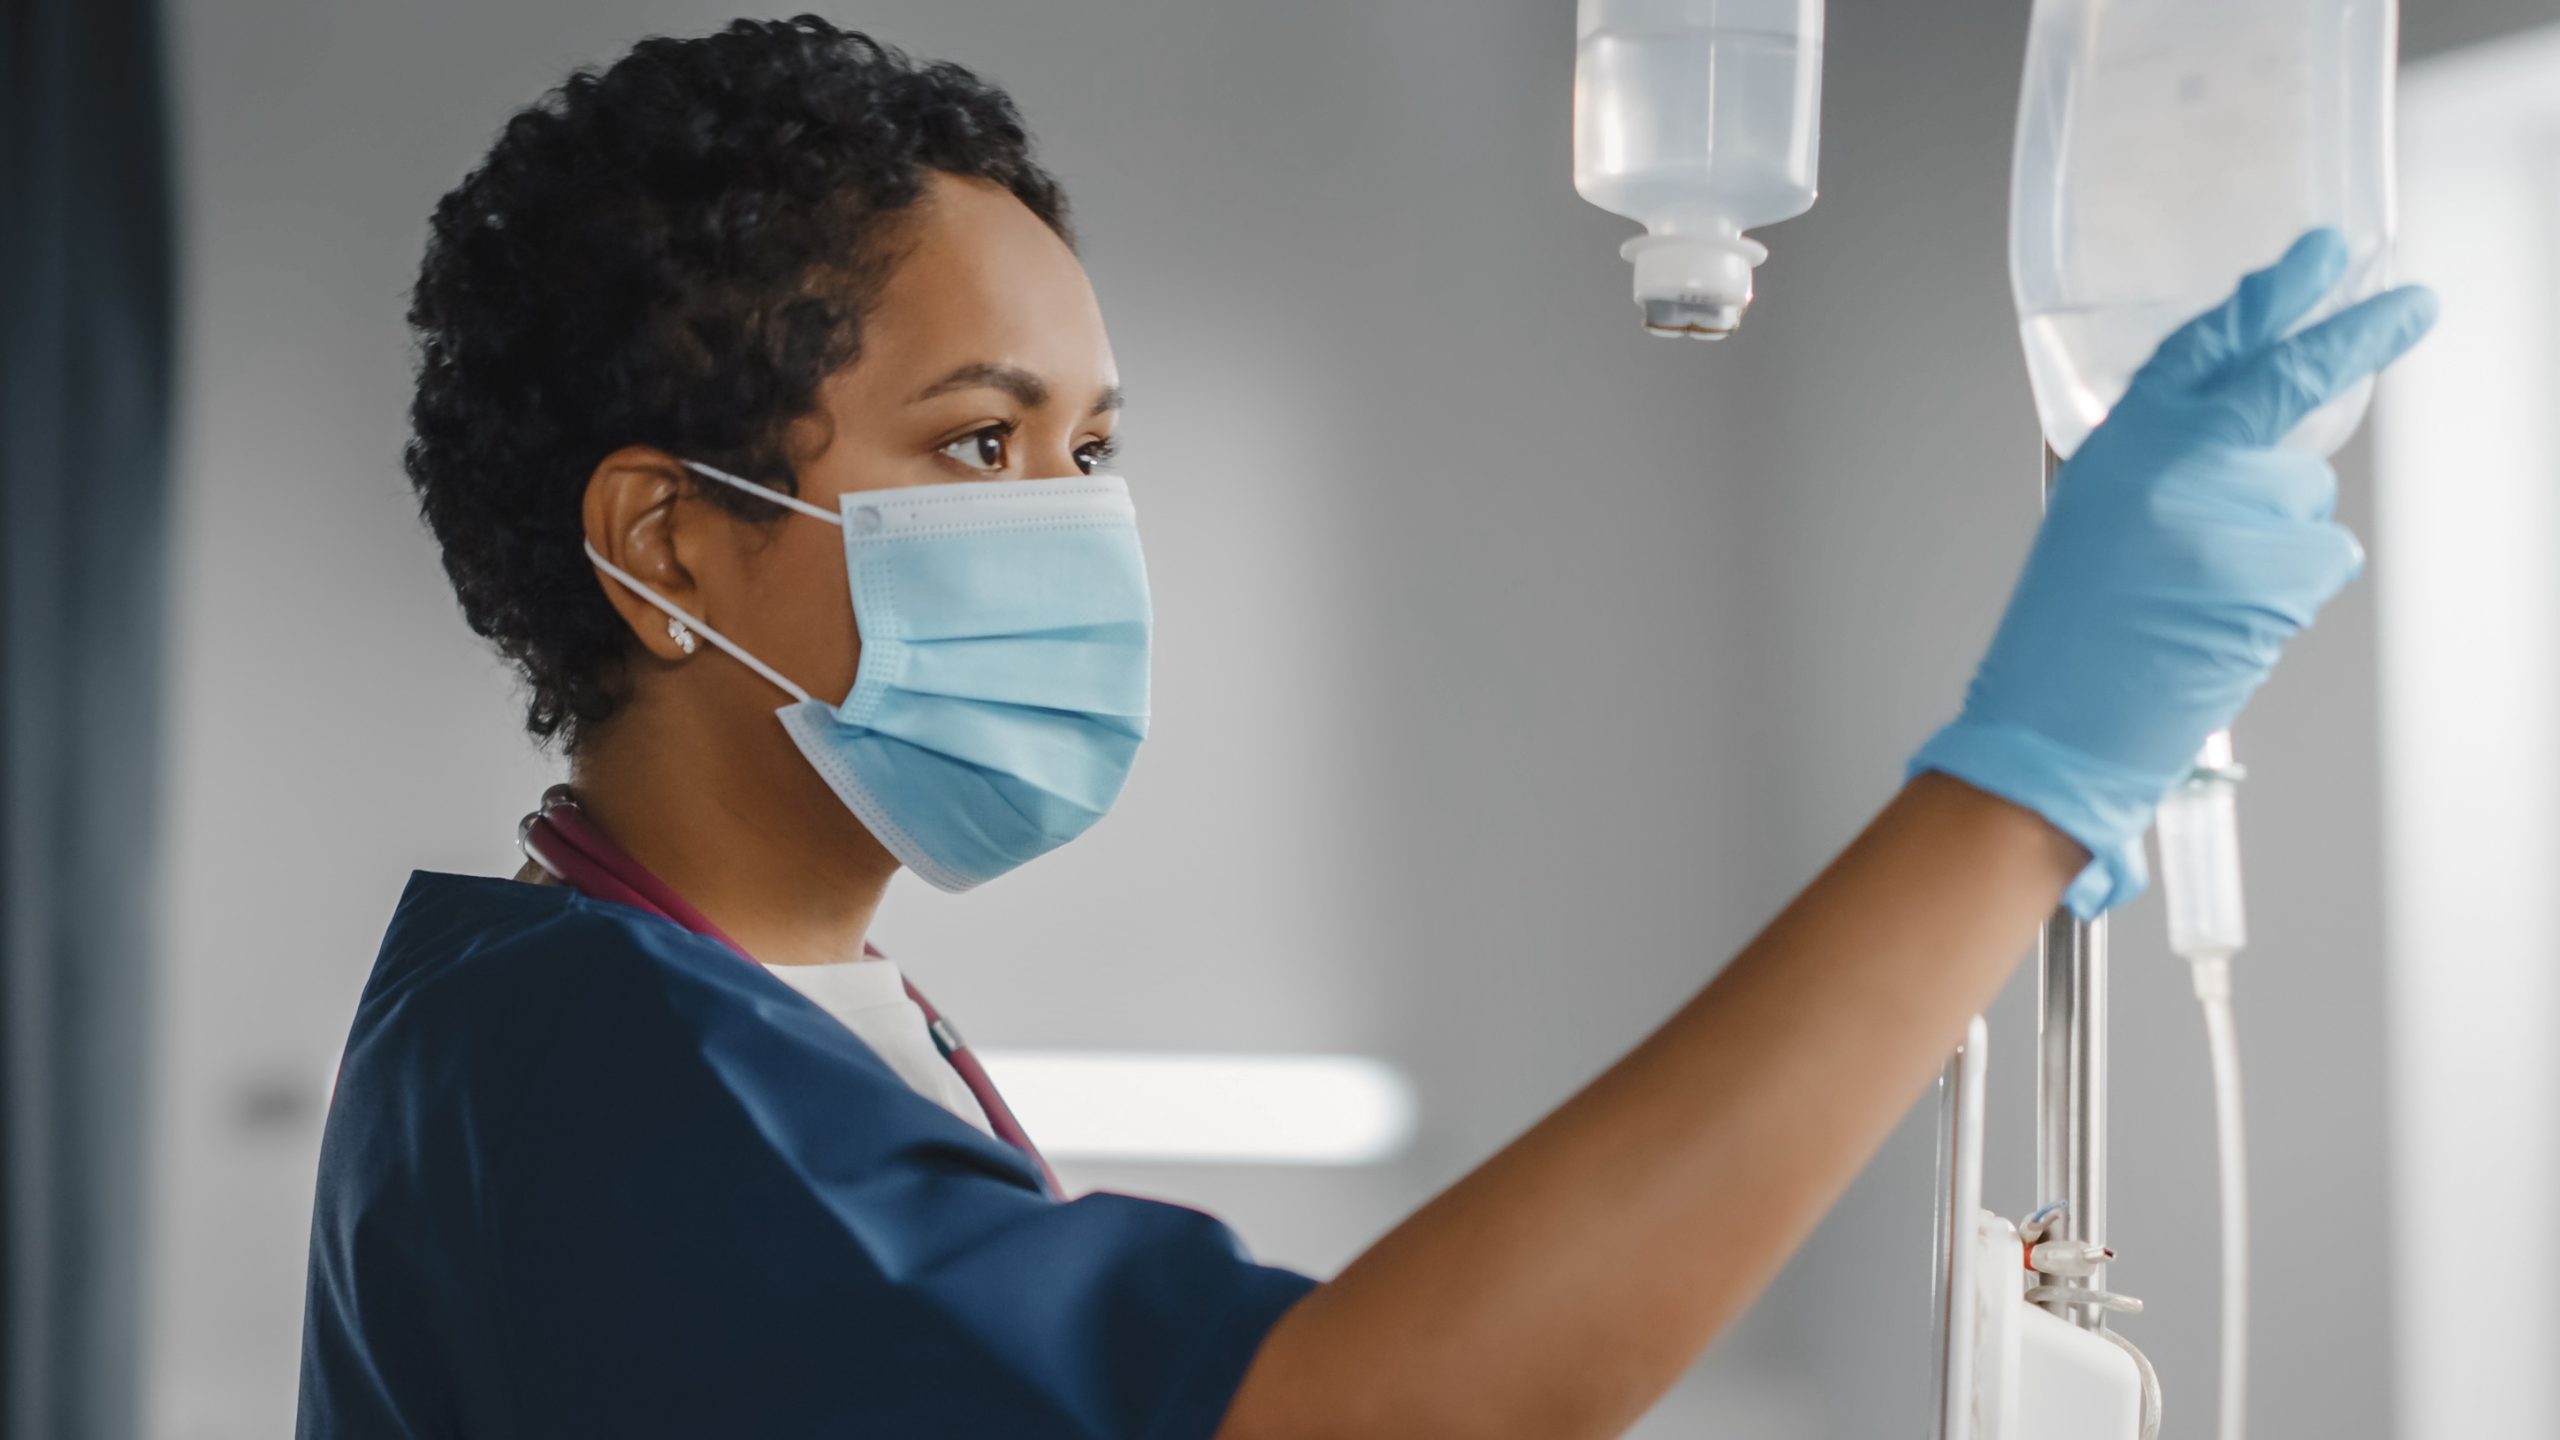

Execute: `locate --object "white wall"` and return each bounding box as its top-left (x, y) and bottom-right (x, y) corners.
top-left (148, 1), bottom-right (2560, 1437)
top-left (2378, 26), bottom-right (2560, 1440)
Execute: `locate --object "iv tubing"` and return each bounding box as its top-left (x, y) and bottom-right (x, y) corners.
top-left (2192, 957), bottom-right (2248, 1440)
top-left (2156, 747), bottom-right (2250, 1440)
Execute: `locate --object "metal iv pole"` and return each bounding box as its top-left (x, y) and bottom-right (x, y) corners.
top-left (2033, 446), bottom-right (2111, 1329)
top-left (2037, 896), bottom-right (2109, 1322)
top-left (1930, 446), bottom-right (2116, 1440)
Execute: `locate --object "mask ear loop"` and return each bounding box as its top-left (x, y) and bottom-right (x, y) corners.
top-left (582, 540), bottom-right (816, 707)
top-left (681, 458), bottom-right (845, 524)
top-left (579, 458), bottom-right (848, 703)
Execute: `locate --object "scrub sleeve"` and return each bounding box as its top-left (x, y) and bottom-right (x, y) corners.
top-left (299, 874), bottom-right (1316, 1439)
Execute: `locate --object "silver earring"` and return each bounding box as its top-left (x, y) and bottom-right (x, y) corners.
top-left (667, 616), bottom-right (697, 655)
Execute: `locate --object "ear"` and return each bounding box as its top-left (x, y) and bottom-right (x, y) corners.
top-left (583, 446), bottom-right (700, 662)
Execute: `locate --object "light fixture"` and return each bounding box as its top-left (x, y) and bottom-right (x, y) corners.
top-left (978, 1051), bottom-right (1417, 1166)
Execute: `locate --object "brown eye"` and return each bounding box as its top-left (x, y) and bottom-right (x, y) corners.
top-left (940, 426), bottom-right (1011, 474)
top-left (1074, 438), bottom-right (1120, 475)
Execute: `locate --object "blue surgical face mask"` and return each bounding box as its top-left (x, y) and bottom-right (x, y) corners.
top-left (586, 462), bottom-right (1152, 891)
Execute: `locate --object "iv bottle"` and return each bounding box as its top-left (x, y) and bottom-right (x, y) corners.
top-left (1574, 0), bottom-right (1823, 340)
top-left (2012, 0), bottom-right (2398, 458)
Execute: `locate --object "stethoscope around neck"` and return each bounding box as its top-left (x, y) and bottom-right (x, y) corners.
top-left (516, 784), bottom-right (1060, 1197)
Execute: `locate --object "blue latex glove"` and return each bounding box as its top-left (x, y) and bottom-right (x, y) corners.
top-left (1911, 230), bottom-right (2438, 916)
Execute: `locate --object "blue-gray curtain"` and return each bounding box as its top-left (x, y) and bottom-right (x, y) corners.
top-left (0, 0), bottom-right (176, 1435)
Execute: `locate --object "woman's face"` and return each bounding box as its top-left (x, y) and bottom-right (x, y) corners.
top-left (717, 171), bottom-right (1121, 711)
top-left (591, 171), bottom-right (1120, 744)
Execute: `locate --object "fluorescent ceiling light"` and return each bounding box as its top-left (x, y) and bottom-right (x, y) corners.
top-left (977, 1051), bottom-right (1417, 1166)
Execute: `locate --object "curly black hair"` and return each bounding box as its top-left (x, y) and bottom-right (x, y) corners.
top-left (406, 16), bottom-right (1069, 746)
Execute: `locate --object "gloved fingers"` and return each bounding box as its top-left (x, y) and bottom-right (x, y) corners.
top-left (2162, 446), bottom-right (2341, 523)
top-left (2170, 516), bottom-right (2367, 631)
top-left (2266, 517), bottom-right (2369, 605)
top-left (2258, 519), bottom-right (2369, 618)
top-left (2330, 520), bottom-right (2370, 587)
top-left (2265, 451), bottom-right (2343, 523)
top-left (2253, 517), bottom-right (2368, 608)
top-left (2139, 229), bottom-right (2348, 393)
top-left (2207, 285), bottom-right (2440, 447)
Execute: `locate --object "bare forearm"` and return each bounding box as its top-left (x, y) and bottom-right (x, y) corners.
top-left (1220, 775), bottom-right (2082, 1439)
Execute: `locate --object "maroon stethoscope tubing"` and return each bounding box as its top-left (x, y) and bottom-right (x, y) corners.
top-left (517, 785), bottom-right (1061, 1198)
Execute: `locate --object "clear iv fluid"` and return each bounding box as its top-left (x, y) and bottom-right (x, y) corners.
top-left (1573, 0), bottom-right (1822, 339)
top-left (1573, 24), bottom-right (1819, 234)
top-left (2021, 274), bottom-right (2384, 454)
top-left (2011, 0), bottom-right (2398, 458)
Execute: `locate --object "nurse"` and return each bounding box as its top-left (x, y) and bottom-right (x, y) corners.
top-left (298, 17), bottom-right (2437, 1439)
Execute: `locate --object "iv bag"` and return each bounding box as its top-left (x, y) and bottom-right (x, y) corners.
top-left (2011, 0), bottom-right (2398, 457)
top-left (1574, 0), bottom-right (1823, 340)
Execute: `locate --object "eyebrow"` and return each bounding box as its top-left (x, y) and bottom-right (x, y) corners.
top-left (912, 362), bottom-right (1124, 417)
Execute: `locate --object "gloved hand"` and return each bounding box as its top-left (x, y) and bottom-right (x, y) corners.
top-left (1911, 229), bottom-right (2438, 916)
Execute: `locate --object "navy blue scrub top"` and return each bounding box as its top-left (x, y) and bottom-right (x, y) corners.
top-left (298, 872), bottom-right (1317, 1438)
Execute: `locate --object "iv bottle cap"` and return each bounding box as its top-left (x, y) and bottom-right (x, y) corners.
top-left (1621, 232), bottom-right (1771, 341)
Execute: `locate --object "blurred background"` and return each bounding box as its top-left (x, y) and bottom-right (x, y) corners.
top-left (6, 0), bottom-right (2558, 1435)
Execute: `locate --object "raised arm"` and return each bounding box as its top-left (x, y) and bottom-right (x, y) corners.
top-left (1219, 231), bottom-right (2438, 1440)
